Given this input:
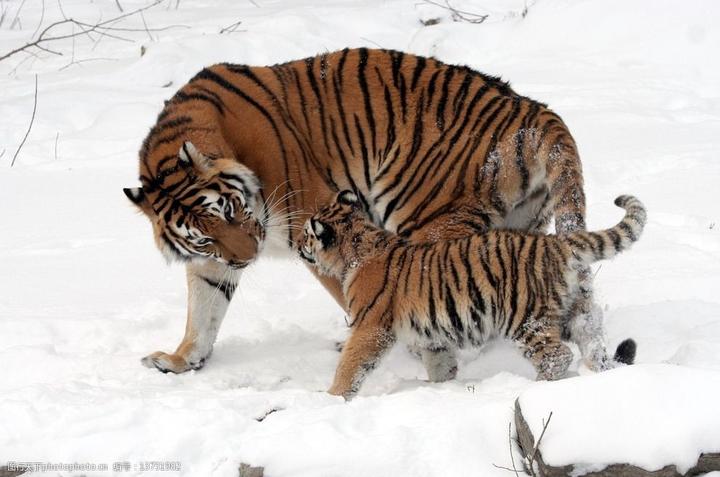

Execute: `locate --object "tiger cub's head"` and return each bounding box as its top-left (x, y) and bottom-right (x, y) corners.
top-left (299, 190), bottom-right (365, 278)
top-left (124, 141), bottom-right (265, 270)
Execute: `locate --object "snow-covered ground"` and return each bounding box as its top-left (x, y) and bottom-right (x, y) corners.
top-left (1, 0), bottom-right (719, 475)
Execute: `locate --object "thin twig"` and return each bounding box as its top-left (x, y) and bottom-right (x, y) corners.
top-left (219, 19), bottom-right (243, 34)
top-left (56, 0), bottom-right (67, 20)
top-left (421, 0), bottom-right (488, 24)
top-left (54, 132), bottom-right (59, 160)
top-left (31, 0), bottom-right (45, 39)
top-left (527, 412), bottom-right (553, 473)
top-left (139, 10), bottom-right (154, 41)
top-left (0, 149), bottom-right (6, 160)
top-left (360, 36), bottom-right (383, 48)
top-left (10, 0), bottom-right (28, 30)
top-left (0, 1), bottom-right (8, 28)
top-left (9, 51), bottom-right (38, 76)
top-left (59, 57), bottom-right (118, 71)
top-left (11, 74), bottom-right (38, 167)
top-left (492, 422), bottom-right (522, 476)
top-left (114, 0), bottom-right (124, 13)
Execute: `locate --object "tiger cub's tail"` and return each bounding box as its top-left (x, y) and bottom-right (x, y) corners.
top-left (562, 195), bottom-right (647, 265)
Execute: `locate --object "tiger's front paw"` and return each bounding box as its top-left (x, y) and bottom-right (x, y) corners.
top-left (327, 384), bottom-right (355, 401)
top-left (141, 351), bottom-right (206, 374)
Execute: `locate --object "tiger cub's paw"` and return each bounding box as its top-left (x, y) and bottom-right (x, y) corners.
top-left (327, 384), bottom-right (355, 401)
top-left (141, 351), bottom-right (205, 374)
top-left (421, 347), bottom-right (458, 383)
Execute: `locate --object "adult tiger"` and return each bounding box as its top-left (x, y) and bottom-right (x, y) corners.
top-left (125, 48), bottom-right (594, 376)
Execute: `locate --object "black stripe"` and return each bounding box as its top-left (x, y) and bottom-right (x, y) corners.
top-left (332, 71), bottom-right (356, 157)
top-left (353, 113), bottom-right (372, 190)
top-left (173, 92), bottom-right (225, 115)
top-left (337, 48), bottom-right (350, 87)
top-left (424, 69), bottom-right (441, 112)
top-left (436, 67), bottom-right (455, 131)
top-left (305, 56), bottom-right (332, 156)
top-left (201, 276), bottom-right (236, 301)
top-left (357, 48), bottom-right (377, 159)
top-left (411, 56), bottom-right (427, 91)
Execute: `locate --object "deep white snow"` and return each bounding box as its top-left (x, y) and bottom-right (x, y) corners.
top-left (1, 0), bottom-right (719, 476)
top-left (518, 364), bottom-right (720, 474)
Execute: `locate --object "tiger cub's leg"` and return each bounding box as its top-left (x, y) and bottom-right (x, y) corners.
top-left (517, 319), bottom-right (573, 381)
top-left (142, 260), bottom-right (239, 373)
top-left (568, 301), bottom-right (614, 372)
top-left (328, 317), bottom-right (396, 400)
top-left (420, 345), bottom-right (458, 382)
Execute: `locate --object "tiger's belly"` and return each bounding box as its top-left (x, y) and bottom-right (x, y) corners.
top-left (393, 307), bottom-right (498, 350)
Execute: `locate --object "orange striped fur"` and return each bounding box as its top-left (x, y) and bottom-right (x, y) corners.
top-left (125, 48), bottom-right (593, 374)
top-left (300, 192), bottom-right (645, 399)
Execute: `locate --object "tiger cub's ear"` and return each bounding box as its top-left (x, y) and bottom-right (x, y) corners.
top-left (336, 190), bottom-right (359, 207)
top-left (123, 187), bottom-right (154, 216)
top-left (178, 141), bottom-right (212, 173)
top-left (311, 218), bottom-right (336, 248)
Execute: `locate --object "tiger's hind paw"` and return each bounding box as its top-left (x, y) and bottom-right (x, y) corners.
top-left (421, 347), bottom-right (458, 383)
top-left (141, 351), bottom-right (205, 374)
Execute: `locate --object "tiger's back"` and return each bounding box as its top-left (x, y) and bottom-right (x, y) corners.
top-left (140, 48), bottom-right (583, 244)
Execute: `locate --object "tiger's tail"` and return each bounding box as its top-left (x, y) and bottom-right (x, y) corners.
top-left (562, 195), bottom-right (647, 265)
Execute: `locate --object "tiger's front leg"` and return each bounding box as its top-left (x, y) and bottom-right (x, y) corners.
top-left (328, 316), bottom-right (396, 400)
top-left (142, 260), bottom-right (240, 373)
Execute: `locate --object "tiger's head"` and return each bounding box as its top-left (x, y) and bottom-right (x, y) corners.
top-left (298, 190), bottom-right (366, 278)
top-left (124, 141), bottom-right (265, 270)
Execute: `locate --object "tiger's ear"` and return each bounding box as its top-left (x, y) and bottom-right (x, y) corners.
top-left (179, 141), bottom-right (212, 173)
top-left (123, 187), bottom-right (154, 216)
top-left (336, 190), bottom-right (359, 207)
top-left (311, 218), bottom-right (336, 248)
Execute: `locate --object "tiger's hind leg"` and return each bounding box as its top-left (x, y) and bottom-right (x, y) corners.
top-left (420, 345), bottom-right (458, 382)
top-left (568, 302), bottom-right (636, 371)
top-left (328, 315), bottom-right (396, 400)
top-left (517, 318), bottom-right (573, 381)
top-left (142, 260), bottom-right (239, 374)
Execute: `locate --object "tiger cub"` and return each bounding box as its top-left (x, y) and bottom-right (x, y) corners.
top-left (299, 191), bottom-right (646, 399)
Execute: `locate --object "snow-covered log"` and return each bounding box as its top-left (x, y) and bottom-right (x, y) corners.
top-left (514, 365), bottom-right (720, 477)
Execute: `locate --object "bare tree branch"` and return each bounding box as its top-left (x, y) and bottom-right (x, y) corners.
top-left (114, 0), bottom-right (124, 13)
top-left (11, 74), bottom-right (38, 167)
top-left (54, 131), bottom-right (59, 160)
top-left (0, 0), bottom-right (177, 63)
